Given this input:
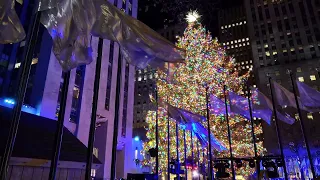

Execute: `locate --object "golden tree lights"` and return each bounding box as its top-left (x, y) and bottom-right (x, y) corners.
top-left (142, 13), bottom-right (265, 177)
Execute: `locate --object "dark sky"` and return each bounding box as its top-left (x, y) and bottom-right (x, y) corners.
top-left (138, 0), bottom-right (243, 37)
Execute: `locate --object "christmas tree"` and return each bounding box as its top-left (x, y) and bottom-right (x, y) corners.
top-left (142, 11), bottom-right (265, 177)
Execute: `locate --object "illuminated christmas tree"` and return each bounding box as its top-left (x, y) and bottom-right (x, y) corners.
top-left (142, 11), bottom-right (265, 177)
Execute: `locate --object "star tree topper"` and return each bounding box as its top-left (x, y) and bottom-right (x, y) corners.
top-left (185, 10), bottom-right (201, 23)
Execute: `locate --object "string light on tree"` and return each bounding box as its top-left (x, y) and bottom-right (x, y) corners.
top-left (142, 11), bottom-right (265, 178)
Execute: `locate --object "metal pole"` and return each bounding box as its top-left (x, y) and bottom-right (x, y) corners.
top-left (110, 48), bottom-right (123, 180)
top-left (197, 141), bottom-right (200, 180)
top-left (268, 77), bottom-right (289, 180)
top-left (48, 71), bottom-right (71, 180)
top-left (246, 83), bottom-right (260, 176)
top-left (167, 63), bottom-right (171, 180)
top-left (183, 130), bottom-right (187, 180)
top-left (223, 85), bottom-right (236, 180)
top-left (205, 86), bottom-right (213, 180)
top-left (155, 88), bottom-right (159, 176)
top-left (191, 131), bottom-right (194, 170)
top-left (85, 38), bottom-right (103, 180)
top-left (0, 11), bottom-right (42, 180)
top-left (176, 123), bottom-right (180, 180)
top-left (289, 71), bottom-right (316, 178)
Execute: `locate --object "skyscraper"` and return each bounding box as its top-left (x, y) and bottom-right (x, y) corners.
top-left (218, 5), bottom-right (254, 83)
top-left (0, 0), bottom-right (138, 179)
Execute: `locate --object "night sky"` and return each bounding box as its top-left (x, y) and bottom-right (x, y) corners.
top-left (138, 0), bottom-right (243, 37)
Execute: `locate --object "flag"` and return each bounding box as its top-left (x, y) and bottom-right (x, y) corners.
top-left (296, 81), bottom-right (320, 112)
top-left (0, 0), bottom-right (26, 44)
top-left (229, 91), bottom-right (251, 119)
top-left (91, 0), bottom-right (184, 69)
top-left (209, 95), bottom-right (229, 115)
top-left (251, 88), bottom-right (295, 125)
top-left (191, 122), bottom-right (227, 152)
top-left (272, 81), bottom-right (297, 109)
top-left (166, 104), bottom-right (226, 152)
top-left (272, 81), bottom-right (310, 112)
top-left (39, 0), bottom-right (96, 71)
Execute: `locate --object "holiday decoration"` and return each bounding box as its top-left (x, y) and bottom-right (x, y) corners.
top-left (142, 12), bottom-right (265, 177)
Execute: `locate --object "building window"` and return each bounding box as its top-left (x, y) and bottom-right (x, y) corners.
top-left (275, 71), bottom-right (280, 76)
top-left (105, 41), bottom-right (114, 110)
top-left (297, 67), bottom-right (302, 72)
top-left (298, 77), bottom-right (304, 82)
top-left (310, 75), bottom-right (316, 81)
top-left (307, 113), bottom-right (313, 120)
top-left (122, 63), bottom-right (130, 137)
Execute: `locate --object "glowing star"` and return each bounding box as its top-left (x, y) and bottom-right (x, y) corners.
top-left (185, 10), bottom-right (200, 23)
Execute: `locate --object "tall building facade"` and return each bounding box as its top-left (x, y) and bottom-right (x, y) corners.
top-left (218, 5), bottom-right (255, 84)
top-left (244, 0), bottom-right (320, 176)
top-left (0, 0), bottom-right (138, 179)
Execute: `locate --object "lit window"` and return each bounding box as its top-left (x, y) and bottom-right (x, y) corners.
top-left (307, 113), bottom-right (313, 120)
top-left (283, 49), bottom-right (288, 53)
top-left (295, 114), bottom-right (299, 120)
top-left (235, 40), bottom-right (237, 43)
top-left (290, 48), bottom-right (295, 52)
top-left (227, 46), bottom-right (230, 49)
top-left (245, 61), bottom-right (248, 64)
top-left (241, 62), bottom-right (244, 65)
top-left (253, 85), bottom-right (257, 87)
top-left (244, 21), bottom-right (247, 24)
top-left (246, 65), bottom-right (249, 68)
top-left (236, 23), bottom-right (239, 25)
top-left (231, 41), bottom-right (233, 44)
top-left (246, 38), bottom-right (249, 41)
top-left (239, 22), bottom-right (243, 25)
top-left (223, 43), bottom-right (226, 45)
top-left (275, 71), bottom-right (280, 76)
top-left (227, 42), bottom-right (229, 45)
top-left (243, 43), bottom-right (246, 46)
top-left (298, 77), bottom-right (304, 82)
top-left (228, 25), bottom-right (231, 28)
top-left (250, 60), bottom-right (253, 63)
top-left (310, 75), bottom-right (316, 81)
top-left (273, 51), bottom-right (278, 55)
top-left (138, 70), bottom-right (141, 74)
top-left (232, 24), bottom-right (235, 26)
top-left (138, 76), bottom-right (142, 81)
top-left (265, 51), bottom-right (270, 56)
top-left (14, 63), bottom-right (21, 69)
top-left (221, 26), bottom-right (224, 29)
top-left (149, 74), bottom-right (153, 79)
top-left (231, 45), bottom-right (234, 48)
top-left (247, 42), bottom-right (250, 45)
top-left (264, 44), bottom-right (269, 48)
top-left (239, 44), bottom-right (242, 47)
top-left (297, 67), bottom-right (302, 72)
top-left (144, 75), bottom-right (147, 80)
top-left (235, 45), bottom-right (238, 47)
top-left (225, 25), bottom-right (227, 28)
top-left (242, 39), bottom-right (245, 42)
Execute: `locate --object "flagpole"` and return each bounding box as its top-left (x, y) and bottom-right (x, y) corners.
top-left (246, 83), bottom-right (260, 175)
top-left (223, 85), bottom-right (236, 180)
top-left (205, 86), bottom-right (214, 180)
top-left (191, 131), bottom-right (194, 169)
top-left (155, 87), bottom-right (159, 176)
top-left (167, 63), bottom-right (171, 180)
top-left (110, 47), bottom-right (123, 180)
top-left (84, 38), bottom-right (103, 180)
top-left (167, 105), bottom-right (171, 180)
top-left (288, 70), bottom-right (316, 178)
top-left (0, 11), bottom-right (42, 180)
top-left (184, 130), bottom-right (188, 180)
top-left (176, 123), bottom-right (181, 180)
top-left (268, 76), bottom-right (289, 180)
top-left (197, 141), bottom-right (200, 180)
